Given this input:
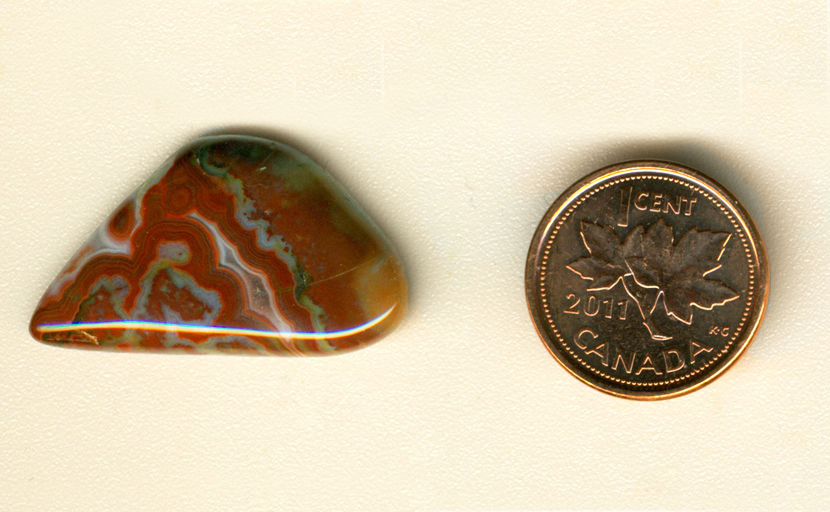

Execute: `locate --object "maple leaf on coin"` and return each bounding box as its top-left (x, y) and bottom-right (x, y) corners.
top-left (567, 218), bottom-right (739, 340)
top-left (566, 221), bottom-right (642, 291)
top-left (625, 219), bottom-right (739, 324)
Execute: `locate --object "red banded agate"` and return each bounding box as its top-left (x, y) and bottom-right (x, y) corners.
top-left (30, 135), bottom-right (408, 355)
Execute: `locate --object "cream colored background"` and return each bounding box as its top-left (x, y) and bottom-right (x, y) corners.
top-left (1, 1), bottom-right (828, 511)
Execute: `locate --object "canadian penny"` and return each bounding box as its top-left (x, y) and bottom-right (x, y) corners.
top-left (525, 161), bottom-right (769, 399)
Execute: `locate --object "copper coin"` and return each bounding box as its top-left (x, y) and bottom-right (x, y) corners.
top-left (525, 161), bottom-right (769, 399)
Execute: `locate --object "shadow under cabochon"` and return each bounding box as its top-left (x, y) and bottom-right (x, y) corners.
top-left (30, 135), bottom-right (408, 355)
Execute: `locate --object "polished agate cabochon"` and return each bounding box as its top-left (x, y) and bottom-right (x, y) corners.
top-left (30, 136), bottom-right (408, 355)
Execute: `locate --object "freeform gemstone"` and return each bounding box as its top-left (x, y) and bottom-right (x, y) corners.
top-left (30, 135), bottom-right (408, 355)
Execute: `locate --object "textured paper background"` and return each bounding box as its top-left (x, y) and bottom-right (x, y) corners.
top-left (1, 1), bottom-right (828, 510)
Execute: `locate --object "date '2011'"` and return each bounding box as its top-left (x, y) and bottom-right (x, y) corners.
top-left (564, 293), bottom-right (628, 320)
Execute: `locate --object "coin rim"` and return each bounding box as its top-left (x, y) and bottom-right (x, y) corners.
top-left (525, 160), bottom-right (770, 400)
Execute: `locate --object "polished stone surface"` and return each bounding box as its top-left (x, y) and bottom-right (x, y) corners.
top-left (30, 135), bottom-right (407, 355)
